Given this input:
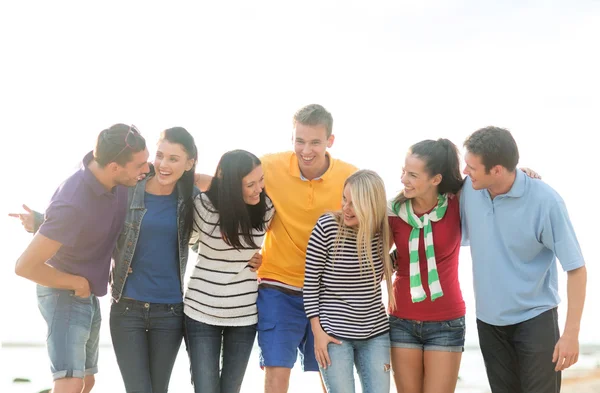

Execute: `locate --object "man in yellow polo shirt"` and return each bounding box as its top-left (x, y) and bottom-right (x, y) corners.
top-left (256, 105), bottom-right (356, 393)
top-left (195, 104), bottom-right (356, 392)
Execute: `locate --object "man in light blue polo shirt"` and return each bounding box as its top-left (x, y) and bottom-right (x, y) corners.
top-left (460, 126), bottom-right (586, 393)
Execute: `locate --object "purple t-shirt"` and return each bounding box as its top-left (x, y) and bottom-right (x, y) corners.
top-left (38, 151), bottom-right (128, 296)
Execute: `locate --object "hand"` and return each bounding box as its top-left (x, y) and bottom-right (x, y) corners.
top-left (552, 333), bottom-right (579, 371)
top-left (194, 174), bottom-right (212, 191)
top-left (313, 328), bottom-right (342, 369)
top-left (194, 173), bottom-right (202, 186)
top-left (520, 167), bottom-right (542, 180)
top-left (8, 204), bottom-right (35, 232)
top-left (73, 276), bottom-right (91, 298)
top-left (247, 252), bottom-right (262, 272)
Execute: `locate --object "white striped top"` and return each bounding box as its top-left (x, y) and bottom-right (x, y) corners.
top-left (184, 193), bottom-right (275, 326)
top-left (304, 213), bottom-right (389, 340)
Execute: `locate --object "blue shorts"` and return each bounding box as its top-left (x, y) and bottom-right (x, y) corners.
top-left (37, 285), bottom-right (102, 380)
top-left (389, 315), bottom-right (465, 353)
top-left (256, 287), bottom-right (319, 371)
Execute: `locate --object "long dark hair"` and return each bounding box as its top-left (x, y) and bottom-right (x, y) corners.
top-left (205, 149), bottom-right (268, 249)
top-left (159, 127), bottom-right (198, 237)
top-left (394, 138), bottom-right (464, 206)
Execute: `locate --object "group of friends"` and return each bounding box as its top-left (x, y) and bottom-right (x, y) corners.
top-left (11, 104), bottom-right (586, 393)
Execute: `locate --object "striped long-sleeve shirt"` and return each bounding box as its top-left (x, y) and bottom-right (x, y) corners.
top-left (184, 193), bottom-right (275, 326)
top-left (303, 213), bottom-right (390, 340)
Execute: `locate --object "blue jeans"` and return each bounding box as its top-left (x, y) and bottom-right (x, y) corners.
top-left (389, 315), bottom-right (466, 352)
top-left (320, 333), bottom-right (391, 393)
top-left (185, 315), bottom-right (256, 393)
top-left (109, 299), bottom-right (184, 393)
top-left (37, 285), bottom-right (101, 380)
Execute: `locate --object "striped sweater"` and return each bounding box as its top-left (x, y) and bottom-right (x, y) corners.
top-left (184, 193), bottom-right (275, 326)
top-left (304, 213), bottom-right (390, 340)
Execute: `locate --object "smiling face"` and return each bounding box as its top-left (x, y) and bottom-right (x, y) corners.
top-left (463, 151), bottom-right (495, 190)
top-left (341, 184), bottom-right (359, 227)
top-left (113, 148), bottom-right (150, 187)
top-left (153, 140), bottom-right (194, 187)
top-left (242, 165), bottom-right (265, 205)
top-left (292, 123), bottom-right (335, 179)
top-left (401, 154), bottom-right (441, 200)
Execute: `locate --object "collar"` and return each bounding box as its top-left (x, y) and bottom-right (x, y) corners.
top-left (483, 170), bottom-right (525, 199)
top-left (289, 152), bottom-right (333, 182)
top-left (130, 176), bottom-right (149, 209)
top-left (504, 170), bottom-right (525, 198)
top-left (81, 151), bottom-right (114, 197)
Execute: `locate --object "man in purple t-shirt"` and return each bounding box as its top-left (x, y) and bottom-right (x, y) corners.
top-left (15, 124), bottom-right (149, 393)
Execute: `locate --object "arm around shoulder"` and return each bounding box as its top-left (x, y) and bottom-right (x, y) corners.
top-left (194, 173), bottom-right (213, 192)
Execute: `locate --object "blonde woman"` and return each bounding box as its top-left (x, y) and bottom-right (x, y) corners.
top-left (303, 170), bottom-right (395, 393)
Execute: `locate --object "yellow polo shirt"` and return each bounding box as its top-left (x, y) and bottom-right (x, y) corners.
top-left (258, 151), bottom-right (358, 288)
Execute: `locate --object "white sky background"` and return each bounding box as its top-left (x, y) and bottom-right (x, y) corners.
top-left (0, 1), bottom-right (598, 345)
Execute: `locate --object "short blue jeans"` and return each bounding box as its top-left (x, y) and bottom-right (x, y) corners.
top-left (320, 333), bottom-right (391, 393)
top-left (109, 298), bottom-right (184, 393)
top-left (256, 287), bottom-right (319, 371)
top-left (185, 316), bottom-right (256, 393)
top-left (389, 315), bottom-right (466, 352)
top-left (37, 285), bottom-right (101, 380)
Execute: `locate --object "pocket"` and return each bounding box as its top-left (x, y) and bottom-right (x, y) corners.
top-left (37, 290), bottom-right (60, 339)
top-left (388, 315), bottom-right (402, 326)
top-left (444, 317), bottom-right (465, 329)
top-left (71, 292), bottom-right (92, 305)
top-left (170, 303), bottom-right (184, 317)
top-left (257, 321), bottom-right (276, 332)
top-left (111, 301), bottom-right (131, 316)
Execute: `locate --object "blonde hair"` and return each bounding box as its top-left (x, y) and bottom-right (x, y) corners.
top-left (293, 104), bottom-right (333, 137)
top-left (331, 169), bottom-right (396, 311)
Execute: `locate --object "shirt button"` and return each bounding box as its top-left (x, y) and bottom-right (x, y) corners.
top-left (128, 242), bottom-right (133, 246)
top-left (144, 303), bottom-right (150, 309)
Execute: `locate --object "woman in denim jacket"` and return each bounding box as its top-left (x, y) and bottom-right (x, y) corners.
top-left (20, 127), bottom-right (200, 392)
top-left (107, 127), bottom-right (199, 392)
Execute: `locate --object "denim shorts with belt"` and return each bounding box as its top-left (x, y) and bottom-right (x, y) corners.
top-left (389, 315), bottom-right (466, 352)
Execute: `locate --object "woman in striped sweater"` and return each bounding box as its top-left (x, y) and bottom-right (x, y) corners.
top-left (184, 149), bottom-right (275, 393)
top-left (303, 169), bottom-right (395, 393)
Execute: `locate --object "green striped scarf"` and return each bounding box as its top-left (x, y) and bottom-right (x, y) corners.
top-left (391, 193), bottom-right (448, 303)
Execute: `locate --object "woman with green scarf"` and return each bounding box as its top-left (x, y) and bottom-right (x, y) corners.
top-left (387, 138), bottom-right (540, 393)
top-left (387, 139), bottom-right (467, 393)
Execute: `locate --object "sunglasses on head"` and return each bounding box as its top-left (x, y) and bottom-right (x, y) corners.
top-left (106, 125), bottom-right (141, 164)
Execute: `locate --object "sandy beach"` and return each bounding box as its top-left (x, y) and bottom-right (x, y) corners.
top-left (3, 344), bottom-right (600, 392)
top-left (562, 367), bottom-right (600, 393)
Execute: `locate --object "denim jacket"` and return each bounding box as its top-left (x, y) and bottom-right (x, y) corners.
top-left (110, 171), bottom-right (200, 303)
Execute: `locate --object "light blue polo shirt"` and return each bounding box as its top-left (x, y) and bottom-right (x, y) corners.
top-left (460, 170), bottom-right (584, 326)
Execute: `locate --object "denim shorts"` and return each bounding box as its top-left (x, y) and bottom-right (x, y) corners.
top-left (37, 285), bottom-right (102, 380)
top-left (256, 287), bottom-right (319, 371)
top-left (389, 315), bottom-right (465, 353)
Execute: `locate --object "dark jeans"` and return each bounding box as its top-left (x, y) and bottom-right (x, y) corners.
top-left (110, 299), bottom-right (184, 393)
top-left (185, 315), bottom-right (256, 393)
top-left (477, 307), bottom-right (561, 393)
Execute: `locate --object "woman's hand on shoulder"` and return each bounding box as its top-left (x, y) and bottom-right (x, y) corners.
top-left (247, 252), bottom-right (262, 272)
top-left (194, 174), bottom-right (213, 192)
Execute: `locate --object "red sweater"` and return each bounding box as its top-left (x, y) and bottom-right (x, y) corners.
top-left (389, 195), bottom-right (465, 321)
